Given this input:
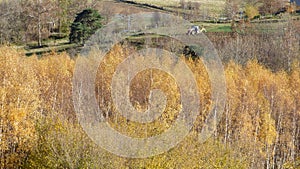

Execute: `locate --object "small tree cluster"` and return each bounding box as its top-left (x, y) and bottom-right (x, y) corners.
top-left (0, 0), bottom-right (99, 45)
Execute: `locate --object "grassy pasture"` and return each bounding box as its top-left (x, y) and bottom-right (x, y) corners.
top-left (130, 0), bottom-right (226, 16)
top-left (130, 0), bottom-right (225, 9)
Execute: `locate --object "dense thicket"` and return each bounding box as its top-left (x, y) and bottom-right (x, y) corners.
top-left (207, 18), bottom-right (300, 71)
top-left (0, 46), bottom-right (299, 168)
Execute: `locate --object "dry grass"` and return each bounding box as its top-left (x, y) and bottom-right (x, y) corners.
top-left (131, 0), bottom-right (224, 7)
top-left (131, 0), bottom-right (226, 15)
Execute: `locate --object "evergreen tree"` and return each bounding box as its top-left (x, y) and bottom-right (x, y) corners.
top-left (69, 9), bottom-right (102, 44)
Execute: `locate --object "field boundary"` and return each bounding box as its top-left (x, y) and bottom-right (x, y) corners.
top-left (25, 43), bottom-right (79, 56)
top-left (117, 0), bottom-right (173, 13)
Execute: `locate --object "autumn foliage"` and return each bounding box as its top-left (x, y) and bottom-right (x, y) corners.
top-left (0, 46), bottom-right (299, 168)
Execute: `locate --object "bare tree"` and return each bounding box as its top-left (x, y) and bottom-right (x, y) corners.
top-left (259, 0), bottom-right (285, 15)
top-left (180, 0), bottom-right (187, 9)
top-left (224, 0), bottom-right (242, 32)
top-left (0, 0), bottom-right (26, 44)
top-left (20, 0), bottom-right (56, 47)
top-left (55, 0), bottom-right (100, 35)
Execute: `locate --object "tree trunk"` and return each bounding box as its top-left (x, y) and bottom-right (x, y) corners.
top-left (38, 0), bottom-right (42, 47)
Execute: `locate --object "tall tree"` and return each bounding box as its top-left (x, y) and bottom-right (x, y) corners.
top-left (224, 0), bottom-right (242, 32)
top-left (69, 9), bottom-right (102, 44)
top-left (21, 0), bottom-right (56, 47)
top-left (55, 0), bottom-right (100, 34)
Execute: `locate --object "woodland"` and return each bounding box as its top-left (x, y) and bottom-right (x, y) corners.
top-left (0, 0), bottom-right (300, 168)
